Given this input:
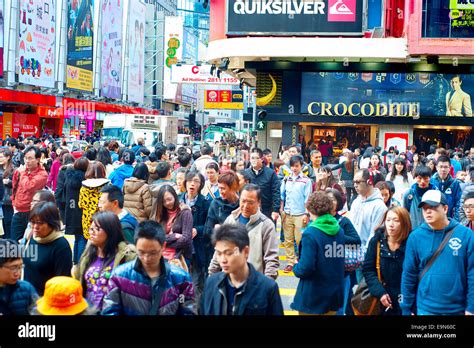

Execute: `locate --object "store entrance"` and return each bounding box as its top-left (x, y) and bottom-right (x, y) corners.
top-left (413, 127), bottom-right (472, 155)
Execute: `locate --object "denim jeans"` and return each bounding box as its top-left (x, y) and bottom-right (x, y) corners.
top-left (2, 205), bottom-right (14, 240)
top-left (11, 212), bottom-right (30, 242)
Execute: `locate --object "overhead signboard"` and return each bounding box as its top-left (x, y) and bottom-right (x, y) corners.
top-left (226, 0), bottom-right (365, 36)
top-left (171, 65), bottom-right (240, 85)
top-left (163, 16), bottom-right (184, 101)
top-left (204, 90), bottom-right (244, 110)
top-left (300, 72), bottom-right (474, 118)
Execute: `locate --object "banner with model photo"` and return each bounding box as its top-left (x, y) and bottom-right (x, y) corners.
top-left (67, 0), bottom-right (94, 92)
top-left (127, 1), bottom-right (146, 104)
top-left (0, 0), bottom-right (4, 79)
top-left (100, 0), bottom-right (123, 99)
top-left (18, 0), bottom-right (56, 88)
top-left (300, 72), bottom-right (474, 118)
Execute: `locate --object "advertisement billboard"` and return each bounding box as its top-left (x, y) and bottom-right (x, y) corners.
top-left (163, 16), bottom-right (184, 101)
top-left (2, 113), bottom-right (40, 139)
top-left (227, 0), bottom-right (365, 36)
top-left (18, 0), bottom-right (56, 88)
top-left (67, 0), bottom-right (94, 92)
top-left (0, 0), bottom-right (3, 79)
top-left (300, 72), bottom-right (474, 118)
top-left (204, 90), bottom-right (244, 110)
top-left (100, 0), bottom-right (123, 99)
top-left (127, 1), bottom-right (146, 104)
top-left (171, 64), bottom-right (240, 85)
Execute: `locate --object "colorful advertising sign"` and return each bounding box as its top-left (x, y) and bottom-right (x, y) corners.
top-left (171, 64), bottom-right (240, 85)
top-left (2, 113), bottom-right (40, 139)
top-left (204, 90), bottom-right (244, 110)
top-left (18, 0), bottom-right (56, 88)
top-left (450, 0), bottom-right (474, 10)
top-left (227, 0), bottom-right (365, 36)
top-left (127, 1), bottom-right (146, 104)
top-left (301, 72), bottom-right (474, 118)
top-left (163, 16), bottom-right (184, 101)
top-left (67, 0), bottom-right (94, 92)
top-left (100, 0), bottom-right (123, 99)
top-left (0, 0), bottom-right (3, 79)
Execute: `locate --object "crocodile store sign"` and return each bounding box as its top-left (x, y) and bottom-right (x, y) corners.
top-left (226, 0), bottom-right (365, 36)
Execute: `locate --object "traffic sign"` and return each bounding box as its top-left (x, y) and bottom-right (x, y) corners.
top-left (256, 121), bottom-right (266, 130)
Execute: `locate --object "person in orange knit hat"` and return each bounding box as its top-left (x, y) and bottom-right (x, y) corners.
top-left (35, 276), bottom-right (91, 315)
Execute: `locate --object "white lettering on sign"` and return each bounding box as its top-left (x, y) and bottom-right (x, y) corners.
top-left (233, 0), bottom-right (326, 15)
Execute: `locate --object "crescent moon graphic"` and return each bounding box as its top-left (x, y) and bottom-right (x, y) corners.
top-left (257, 74), bottom-right (277, 107)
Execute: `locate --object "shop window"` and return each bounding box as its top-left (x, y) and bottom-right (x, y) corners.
top-left (422, 0), bottom-right (474, 38)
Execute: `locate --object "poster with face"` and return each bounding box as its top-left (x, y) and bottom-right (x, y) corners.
top-left (100, 0), bottom-right (123, 99)
top-left (127, 1), bottom-right (145, 104)
top-left (18, 0), bottom-right (56, 88)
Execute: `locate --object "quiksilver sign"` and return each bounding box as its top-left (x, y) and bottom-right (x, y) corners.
top-left (227, 0), bottom-right (365, 36)
top-left (233, 0), bottom-right (326, 15)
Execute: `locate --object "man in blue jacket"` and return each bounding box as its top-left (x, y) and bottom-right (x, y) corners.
top-left (401, 190), bottom-right (474, 315)
top-left (431, 155), bottom-right (462, 221)
top-left (109, 149), bottom-right (135, 190)
top-left (200, 223), bottom-right (284, 315)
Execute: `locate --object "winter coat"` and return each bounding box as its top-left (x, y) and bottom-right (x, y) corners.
top-left (123, 177), bottom-right (152, 222)
top-left (208, 208), bottom-right (280, 280)
top-left (54, 164), bottom-right (73, 218)
top-left (200, 263), bottom-right (284, 315)
top-left (11, 165), bottom-right (48, 213)
top-left (162, 206), bottom-right (194, 261)
top-left (179, 193), bottom-right (211, 269)
top-left (204, 197), bottom-right (240, 239)
top-left (109, 164), bottom-right (134, 190)
top-left (362, 229), bottom-right (406, 315)
top-left (47, 159), bottom-right (61, 191)
top-left (430, 173), bottom-right (462, 221)
top-left (245, 166), bottom-right (281, 217)
top-left (401, 220), bottom-right (474, 315)
top-left (0, 167), bottom-right (13, 207)
top-left (145, 161), bottom-right (159, 184)
top-left (291, 215), bottom-right (345, 314)
top-left (0, 280), bottom-right (38, 315)
top-left (101, 258), bottom-right (196, 315)
top-left (119, 212), bottom-right (138, 244)
top-left (79, 178), bottom-right (111, 239)
top-left (63, 168), bottom-right (86, 235)
top-left (402, 183), bottom-right (438, 230)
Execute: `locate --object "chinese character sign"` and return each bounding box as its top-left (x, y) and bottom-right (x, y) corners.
top-left (67, 0), bottom-right (94, 92)
top-left (18, 0), bottom-right (56, 88)
top-left (101, 0), bottom-right (123, 99)
top-left (127, 1), bottom-right (145, 104)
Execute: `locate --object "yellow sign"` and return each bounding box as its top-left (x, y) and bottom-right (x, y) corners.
top-left (450, 0), bottom-right (474, 9)
top-left (66, 66), bottom-right (93, 92)
top-left (204, 90), bottom-right (244, 110)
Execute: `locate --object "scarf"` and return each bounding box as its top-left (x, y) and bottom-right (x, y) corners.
top-left (310, 214), bottom-right (340, 236)
top-left (33, 230), bottom-right (64, 244)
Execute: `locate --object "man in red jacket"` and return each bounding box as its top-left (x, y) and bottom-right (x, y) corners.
top-left (11, 146), bottom-right (48, 241)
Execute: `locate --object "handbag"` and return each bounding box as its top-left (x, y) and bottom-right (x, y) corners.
top-left (344, 244), bottom-right (365, 273)
top-left (351, 241), bottom-right (383, 316)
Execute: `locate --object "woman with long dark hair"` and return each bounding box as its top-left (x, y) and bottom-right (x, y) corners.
top-left (385, 157), bottom-right (413, 202)
top-left (332, 152), bottom-right (358, 210)
top-left (73, 211), bottom-right (136, 312)
top-left (369, 154), bottom-right (387, 177)
top-left (0, 148), bottom-right (14, 238)
top-left (151, 184), bottom-right (193, 268)
top-left (47, 149), bottom-right (70, 191)
top-left (315, 165), bottom-right (346, 205)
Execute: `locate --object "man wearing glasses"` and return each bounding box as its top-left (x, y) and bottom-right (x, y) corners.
top-left (0, 239), bottom-right (38, 315)
top-left (102, 221), bottom-right (196, 315)
top-left (461, 191), bottom-right (474, 231)
top-left (430, 156), bottom-right (462, 221)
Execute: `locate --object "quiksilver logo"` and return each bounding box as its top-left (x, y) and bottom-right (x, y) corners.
top-left (18, 322), bottom-right (56, 342)
top-left (233, 0), bottom-right (326, 15)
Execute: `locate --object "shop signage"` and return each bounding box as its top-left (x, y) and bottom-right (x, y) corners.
top-left (227, 0), bottom-right (365, 36)
top-left (301, 72), bottom-right (474, 118)
top-left (171, 65), bottom-right (240, 85)
top-left (450, 0), bottom-right (474, 10)
top-left (163, 16), bottom-right (184, 101)
top-left (204, 90), bottom-right (244, 110)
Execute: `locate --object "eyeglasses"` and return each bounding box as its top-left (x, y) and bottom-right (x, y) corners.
top-left (463, 204), bottom-right (474, 211)
top-left (215, 247), bottom-right (240, 259)
top-left (353, 180), bottom-right (365, 185)
top-left (438, 165), bottom-right (450, 170)
top-left (1, 264), bottom-right (23, 273)
top-left (30, 220), bottom-right (46, 226)
top-left (137, 250), bottom-right (161, 259)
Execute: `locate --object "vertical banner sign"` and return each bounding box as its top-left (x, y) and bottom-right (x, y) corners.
top-left (67, 0), bottom-right (94, 92)
top-left (18, 0), bottom-right (56, 88)
top-left (100, 0), bottom-right (123, 99)
top-left (163, 16), bottom-right (184, 101)
top-left (0, 0), bottom-right (4, 79)
top-left (127, 1), bottom-right (146, 104)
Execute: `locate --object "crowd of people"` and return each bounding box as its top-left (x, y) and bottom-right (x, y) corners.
top-left (0, 133), bottom-right (474, 316)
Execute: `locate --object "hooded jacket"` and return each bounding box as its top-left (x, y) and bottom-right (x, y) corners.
top-left (200, 263), bottom-right (284, 315)
top-left (120, 212), bottom-right (139, 244)
top-left (204, 197), bottom-right (240, 239)
top-left (123, 177), bottom-right (152, 222)
top-left (11, 165), bottom-right (48, 213)
top-left (402, 183), bottom-right (439, 230)
top-left (291, 215), bottom-right (345, 314)
top-left (349, 188), bottom-right (388, 248)
top-left (208, 208), bottom-right (280, 279)
top-left (401, 219), bottom-right (474, 315)
top-left (430, 173), bottom-right (462, 221)
top-left (63, 168), bottom-right (86, 235)
top-left (108, 164), bottom-right (134, 190)
top-left (244, 166), bottom-right (281, 217)
top-left (79, 178), bottom-right (111, 239)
